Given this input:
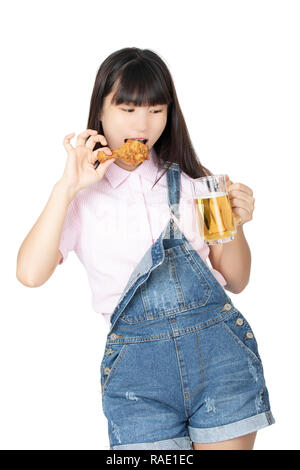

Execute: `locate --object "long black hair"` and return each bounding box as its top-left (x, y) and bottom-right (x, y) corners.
top-left (87, 47), bottom-right (212, 187)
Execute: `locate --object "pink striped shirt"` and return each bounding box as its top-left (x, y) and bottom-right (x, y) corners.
top-left (58, 148), bottom-right (226, 324)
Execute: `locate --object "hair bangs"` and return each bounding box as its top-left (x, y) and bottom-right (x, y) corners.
top-left (111, 62), bottom-right (172, 108)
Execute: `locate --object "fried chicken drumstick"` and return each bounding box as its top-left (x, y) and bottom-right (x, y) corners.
top-left (94, 139), bottom-right (149, 168)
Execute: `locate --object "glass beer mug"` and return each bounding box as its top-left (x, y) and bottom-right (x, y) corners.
top-left (191, 174), bottom-right (239, 245)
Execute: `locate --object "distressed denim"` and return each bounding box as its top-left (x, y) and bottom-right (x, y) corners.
top-left (100, 163), bottom-right (275, 450)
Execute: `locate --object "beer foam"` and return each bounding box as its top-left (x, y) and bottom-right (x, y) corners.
top-left (197, 192), bottom-right (227, 199)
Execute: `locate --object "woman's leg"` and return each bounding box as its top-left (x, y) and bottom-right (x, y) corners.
top-left (192, 431), bottom-right (257, 450)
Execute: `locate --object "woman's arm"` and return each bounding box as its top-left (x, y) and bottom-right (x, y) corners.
top-left (16, 129), bottom-right (115, 288)
top-left (209, 225), bottom-right (251, 294)
top-left (16, 180), bottom-right (76, 287)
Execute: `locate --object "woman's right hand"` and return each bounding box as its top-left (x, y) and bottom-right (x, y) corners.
top-left (60, 129), bottom-right (115, 196)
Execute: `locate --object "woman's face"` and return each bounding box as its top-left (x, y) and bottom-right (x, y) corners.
top-left (99, 86), bottom-right (168, 171)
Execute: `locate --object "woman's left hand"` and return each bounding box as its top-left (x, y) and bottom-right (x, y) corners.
top-left (225, 175), bottom-right (255, 227)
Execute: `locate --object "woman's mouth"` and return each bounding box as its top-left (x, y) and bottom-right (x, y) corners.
top-left (124, 138), bottom-right (148, 144)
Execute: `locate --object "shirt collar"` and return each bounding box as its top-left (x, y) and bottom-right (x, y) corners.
top-left (104, 147), bottom-right (161, 189)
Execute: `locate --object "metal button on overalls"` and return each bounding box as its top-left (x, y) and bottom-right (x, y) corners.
top-left (220, 303), bottom-right (232, 312)
top-left (245, 332), bottom-right (254, 340)
top-left (224, 303), bottom-right (232, 311)
top-left (110, 333), bottom-right (120, 340)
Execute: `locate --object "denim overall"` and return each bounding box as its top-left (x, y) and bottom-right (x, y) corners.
top-left (100, 163), bottom-right (275, 450)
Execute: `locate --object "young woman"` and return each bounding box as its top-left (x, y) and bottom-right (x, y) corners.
top-left (17, 47), bottom-right (275, 450)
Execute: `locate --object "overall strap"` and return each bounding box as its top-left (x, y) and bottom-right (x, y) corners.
top-left (166, 162), bottom-right (181, 220)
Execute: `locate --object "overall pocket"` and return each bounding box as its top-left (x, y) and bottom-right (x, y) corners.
top-left (219, 311), bottom-right (263, 367)
top-left (100, 343), bottom-right (129, 394)
top-left (120, 243), bottom-right (213, 324)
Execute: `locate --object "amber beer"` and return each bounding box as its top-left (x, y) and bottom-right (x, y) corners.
top-left (191, 175), bottom-right (237, 245)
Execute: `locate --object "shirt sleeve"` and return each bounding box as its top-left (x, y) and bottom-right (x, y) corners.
top-left (58, 197), bottom-right (80, 264)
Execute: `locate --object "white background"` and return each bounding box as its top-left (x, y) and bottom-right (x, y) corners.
top-left (1, 0), bottom-right (299, 450)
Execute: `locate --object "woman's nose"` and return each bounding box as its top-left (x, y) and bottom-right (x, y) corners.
top-left (132, 110), bottom-right (149, 128)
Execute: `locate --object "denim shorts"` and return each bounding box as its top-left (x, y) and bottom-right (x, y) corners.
top-left (100, 302), bottom-right (275, 450)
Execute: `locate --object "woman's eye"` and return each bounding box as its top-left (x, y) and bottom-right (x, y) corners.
top-left (121, 108), bottom-right (162, 113)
